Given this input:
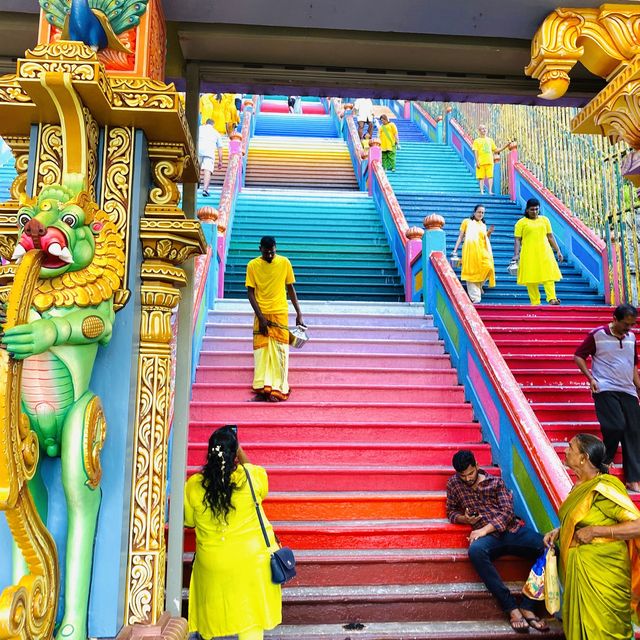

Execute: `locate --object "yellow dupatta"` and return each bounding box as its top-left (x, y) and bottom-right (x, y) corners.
top-left (559, 474), bottom-right (640, 622)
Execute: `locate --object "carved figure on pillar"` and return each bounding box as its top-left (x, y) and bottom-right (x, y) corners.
top-left (1, 185), bottom-right (124, 640)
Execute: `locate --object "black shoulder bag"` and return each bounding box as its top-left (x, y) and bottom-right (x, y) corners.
top-left (242, 465), bottom-right (296, 584)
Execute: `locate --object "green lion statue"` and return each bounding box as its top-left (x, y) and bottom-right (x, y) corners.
top-left (2, 184), bottom-right (124, 640)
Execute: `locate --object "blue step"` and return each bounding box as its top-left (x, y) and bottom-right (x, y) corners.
top-left (224, 189), bottom-right (404, 302)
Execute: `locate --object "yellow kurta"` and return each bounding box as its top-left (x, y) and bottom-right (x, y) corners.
top-left (459, 218), bottom-right (495, 287)
top-left (514, 215), bottom-right (562, 285)
top-left (185, 465), bottom-right (282, 638)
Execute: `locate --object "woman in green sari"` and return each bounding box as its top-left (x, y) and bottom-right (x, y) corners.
top-left (544, 434), bottom-right (640, 640)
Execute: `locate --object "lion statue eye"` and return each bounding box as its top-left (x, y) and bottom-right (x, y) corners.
top-left (17, 213), bottom-right (31, 228)
top-left (61, 214), bottom-right (77, 228)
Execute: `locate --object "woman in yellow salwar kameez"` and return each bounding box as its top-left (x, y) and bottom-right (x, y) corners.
top-left (451, 204), bottom-right (495, 304)
top-left (246, 236), bottom-right (304, 402)
top-left (544, 434), bottom-right (640, 640)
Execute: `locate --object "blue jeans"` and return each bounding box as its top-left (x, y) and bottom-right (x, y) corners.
top-left (468, 525), bottom-right (545, 613)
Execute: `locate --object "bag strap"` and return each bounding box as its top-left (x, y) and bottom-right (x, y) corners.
top-left (242, 465), bottom-right (271, 549)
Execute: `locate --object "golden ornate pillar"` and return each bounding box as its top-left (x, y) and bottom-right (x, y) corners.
top-left (124, 141), bottom-right (204, 627)
top-left (0, 22), bottom-right (204, 640)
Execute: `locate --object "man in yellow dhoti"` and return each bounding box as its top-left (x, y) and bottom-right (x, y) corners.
top-left (246, 236), bottom-right (304, 402)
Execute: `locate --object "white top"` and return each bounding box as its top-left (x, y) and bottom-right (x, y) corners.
top-left (198, 124), bottom-right (223, 157)
top-left (354, 98), bottom-right (374, 121)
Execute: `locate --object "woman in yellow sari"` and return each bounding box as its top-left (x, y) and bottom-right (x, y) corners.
top-left (451, 204), bottom-right (495, 304)
top-left (544, 434), bottom-right (640, 640)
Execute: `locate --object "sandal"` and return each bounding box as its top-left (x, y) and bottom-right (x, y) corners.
top-left (548, 299), bottom-right (561, 305)
top-left (523, 616), bottom-right (549, 633)
top-left (509, 618), bottom-right (530, 634)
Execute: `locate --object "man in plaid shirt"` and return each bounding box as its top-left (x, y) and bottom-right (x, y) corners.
top-left (446, 450), bottom-right (548, 633)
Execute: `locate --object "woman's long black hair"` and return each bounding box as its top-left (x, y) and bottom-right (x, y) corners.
top-left (201, 425), bottom-right (239, 522)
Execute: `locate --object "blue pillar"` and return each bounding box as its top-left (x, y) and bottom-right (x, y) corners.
top-left (422, 219), bottom-right (447, 314)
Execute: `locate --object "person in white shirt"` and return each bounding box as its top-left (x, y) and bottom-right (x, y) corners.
top-left (354, 97), bottom-right (374, 139)
top-left (198, 119), bottom-right (224, 197)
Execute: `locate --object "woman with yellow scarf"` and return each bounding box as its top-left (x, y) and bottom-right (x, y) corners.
top-left (544, 434), bottom-right (640, 640)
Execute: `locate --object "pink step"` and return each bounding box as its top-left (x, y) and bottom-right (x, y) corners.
top-left (208, 311), bottom-right (435, 329)
top-left (195, 365), bottom-right (459, 386)
top-left (187, 441), bottom-right (492, 467)
top-left (187, 420), bottom-right (483, 444)
top-left (205, 324), bottom-right (440, 340)
top-left (197, 351), bottom-right (452, 369)
top-left (190, 383), bottom-right (466, 403)
top-left (189, 401), bottom-right (474, 422)
top-left (201, 336), bottom-right (444, 355)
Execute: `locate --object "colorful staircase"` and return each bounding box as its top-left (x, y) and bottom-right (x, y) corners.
top-left (183, 104), bottom-right (567, 637)
top-left (186, 300), bottom-right (563, 638)
top-left (223, 189), bottom-right (404, 302)
top-left (245, 137), bottom-right (357, 189)
top-left (379, 116), bottom-right (602, 305)
top-left (477, 305), bottom-right (636, 491)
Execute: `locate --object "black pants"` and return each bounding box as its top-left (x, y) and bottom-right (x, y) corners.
top-left (593, 390), bottom-right (640, 482)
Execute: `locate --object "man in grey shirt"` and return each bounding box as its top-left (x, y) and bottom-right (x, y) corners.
top-left (574, 303), bottom-right (640, 492)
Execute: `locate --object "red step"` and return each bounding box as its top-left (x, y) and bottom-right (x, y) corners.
top-left (187, 441), bottom-right (492, 467)
top-left (189, 401), bottom-right (474, 422)
top-left (188, 420), bottom-right (483, 444)
top-left (182, 548), bottom-right (532, 587)
top-left (186, 464), bottom-right (498, 491)
top-left (262, 492), bottom-right (447, 521)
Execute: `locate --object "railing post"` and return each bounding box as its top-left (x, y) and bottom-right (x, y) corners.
top-left (405, 226), bottom-right (424, 302)
top-left (444, 106), bottom-right (452, 144)
top-left (436, 115), bottom-right (444, 144)
top-left (493, 155), bottom-right (502, 196)
top-left (421, 214), bottom-right (446, 313)
top-left (197, 206), bottom-right (219, 309)
top-left (368, 140), bottom-right (382, 196)
top-left (507, 142), bottom-right (519, 201)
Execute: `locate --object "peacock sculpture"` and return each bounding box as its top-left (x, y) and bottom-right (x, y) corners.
top-left (39, 0), bottom-right (149, 53)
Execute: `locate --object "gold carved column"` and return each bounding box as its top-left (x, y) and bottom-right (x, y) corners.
top-left (124, 142), bottom-right (204, 627)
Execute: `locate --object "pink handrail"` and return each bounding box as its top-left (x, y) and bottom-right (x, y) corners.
top-left (371, 161), bottom-right (409, 245)
top-left (192, 246), bottom-right (213, 333)
top-left (412, 102), bottom-right (438, 128)
top-left (431, 252), bottom-right (572, 510)
top-left (345, 114), bottom-right (365, 162)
